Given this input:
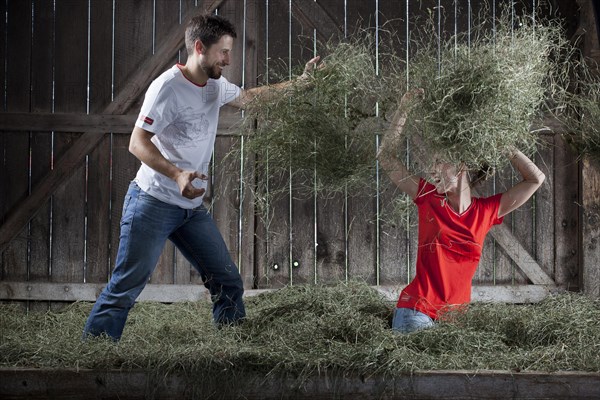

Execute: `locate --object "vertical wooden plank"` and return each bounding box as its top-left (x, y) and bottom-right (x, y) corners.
top-left (241, 0), bottom-right (259, 289)
top-left (477, 1), bottom-right (503, 285)
top-left (28, 0), bottom-right (55, 312)
top-left (156, 0), bottom-right (181, 68)
top-left (535, 135), bottom-right (555, 283)
top-left (149, 0), bottom-right (181, 285)
top-left (290, 194), bottom-right (316, 286)
top-left (315, 195), bottom-right (346, 285)
top-left (86, 0), bottom-right (114, 285)
top-left (51, 0), bottom-right (87, 303)
top-left (1, 0), bottom-right (32, 286)
top-left (114, 0), bottom-right (153, 112)
top-left (577, 0), bottom-right (600, 298)
top-left (173, 0), bottom-right (198, 285)
top-left (212, 133), bottom-right (242, 278)
top-left (268, 1), bottom-right (348, 286)
top-left (554, 134), bottom-right (579, 289)
top-left (252, 0), bottom-right (274, 288)
top-left (0, 0), bottom-right (5, 285)
top-left (0, 0), bottom-right (5, 114)
top-left (512, 6), bottom-right (535, 285)
top-left (210, 0), bottom-right (248, 287)
top-left (252, 0), bottom-right (287, 288)
top-left (482, 165), bottom-right (511, 285)
top-left (377, 0), bottom-right (412, 287)
top-left (470, 0), bottom-right (499, 286)
top-left (254, 0), bottom-right (291, 288)
top-left (581, 157), bottom-right (600, 297)
top-left (549, 0), bottom-right (581, 280)
top-left (478, 0), bottom-right (503, 284)
top-left (290, 14), bottom-right (322, 284)
top-left (288, 2), bottom-right (317, 287)
top-left (379, 184), bottom-right (414, 287)
top-left (111, 0), bottom-right (151, 283)
top-left (309, 1), bottom-right (358, 286)
top-left (107, 0), bottom-right (143, 282)
top-left (498, 160), bottom-right (532, 286)
top-left (344, 0), bottom-right (377, 285)
top-left (219, 0), bottom-right (243, 276)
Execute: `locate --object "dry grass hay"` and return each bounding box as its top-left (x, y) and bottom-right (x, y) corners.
top-left (2, 282), bottom-right (600, 382)
top-left (563, 64), bottom-right (600, 161)
top-left (232, 13), bottom-right (573, 231)
top-left (403, 16), bottom-right (569, 173)
top-left (237, 32), bottom-right (404, 206)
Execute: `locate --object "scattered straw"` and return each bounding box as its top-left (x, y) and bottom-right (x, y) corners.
top-left (2, 282), bottom-right (599, 386)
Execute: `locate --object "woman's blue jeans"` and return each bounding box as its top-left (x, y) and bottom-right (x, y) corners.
top-left (83, 182), bottom-right (245, 340)
top-left (392, 307), bottom-right (435, 334)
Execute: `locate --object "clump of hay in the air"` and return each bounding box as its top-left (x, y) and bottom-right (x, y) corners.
top-left (234, 14), bottom-right (571, 231)
top-left (403, 16), bottom-right (569, 173)
top-left (381, 15), bottom-right (570, 229)
top-left (238, 32), bottom-right (403, 204)
top-left (563, 62), bottom-right (600, 161)
top-left (2, 282), bottom-right (600, 397)
top-left (574, 81), bottom-right (600, 160)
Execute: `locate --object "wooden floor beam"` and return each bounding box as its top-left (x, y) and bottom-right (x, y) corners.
top-left (2, 368), bottom-right (599, 400)
top-left (0, 281), bottom-right (555, 304)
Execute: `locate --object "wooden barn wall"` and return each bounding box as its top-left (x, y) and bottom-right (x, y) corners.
top-left (0, 0), bottom-right (582, 308)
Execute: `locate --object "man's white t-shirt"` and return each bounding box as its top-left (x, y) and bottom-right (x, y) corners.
top-left (134, 64), bottom-right (241, 209)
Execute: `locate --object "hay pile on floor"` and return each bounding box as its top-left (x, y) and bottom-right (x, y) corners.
top-left (2, 281), bottom-right (600, 383)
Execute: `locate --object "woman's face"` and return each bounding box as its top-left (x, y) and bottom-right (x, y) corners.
top-left (430, 162), bottom-right (461, 194)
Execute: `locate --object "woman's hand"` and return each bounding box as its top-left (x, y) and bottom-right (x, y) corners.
top-left (299, 56), bottom-right (323, 81)
top-left (399, 88), bottom-right (425, 110)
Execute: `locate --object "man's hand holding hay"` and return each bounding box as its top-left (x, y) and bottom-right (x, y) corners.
top-left (231, 56), bottom-right (323, 108)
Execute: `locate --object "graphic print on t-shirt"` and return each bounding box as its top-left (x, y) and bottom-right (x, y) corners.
top-left (159, 106), bottom-right (212, 149)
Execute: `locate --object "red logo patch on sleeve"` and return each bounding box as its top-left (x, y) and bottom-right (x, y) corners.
top-left (139, 115), bottom-right (154, 125)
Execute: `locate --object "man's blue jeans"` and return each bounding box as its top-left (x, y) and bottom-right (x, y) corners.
top-left (392, 307), bottom-right (435, 334)
top-left (83, 182), bottom-right (245, 340)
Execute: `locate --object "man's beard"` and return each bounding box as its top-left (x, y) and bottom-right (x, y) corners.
top-left (202, 62), bottom-right (222, 79)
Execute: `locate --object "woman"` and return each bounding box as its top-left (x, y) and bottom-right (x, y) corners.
top-left (377, 89), bottom-right (546, 333)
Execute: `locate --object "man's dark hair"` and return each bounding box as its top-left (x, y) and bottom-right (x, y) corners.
top-left (185, 13), bottom-right (237, 55)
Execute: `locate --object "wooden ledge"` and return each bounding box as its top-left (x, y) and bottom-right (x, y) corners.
top-left (1, 368), bottom-right (599, 400)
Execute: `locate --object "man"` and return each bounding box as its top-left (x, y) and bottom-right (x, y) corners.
top-left (83, 13), bottom-right (319, 340)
